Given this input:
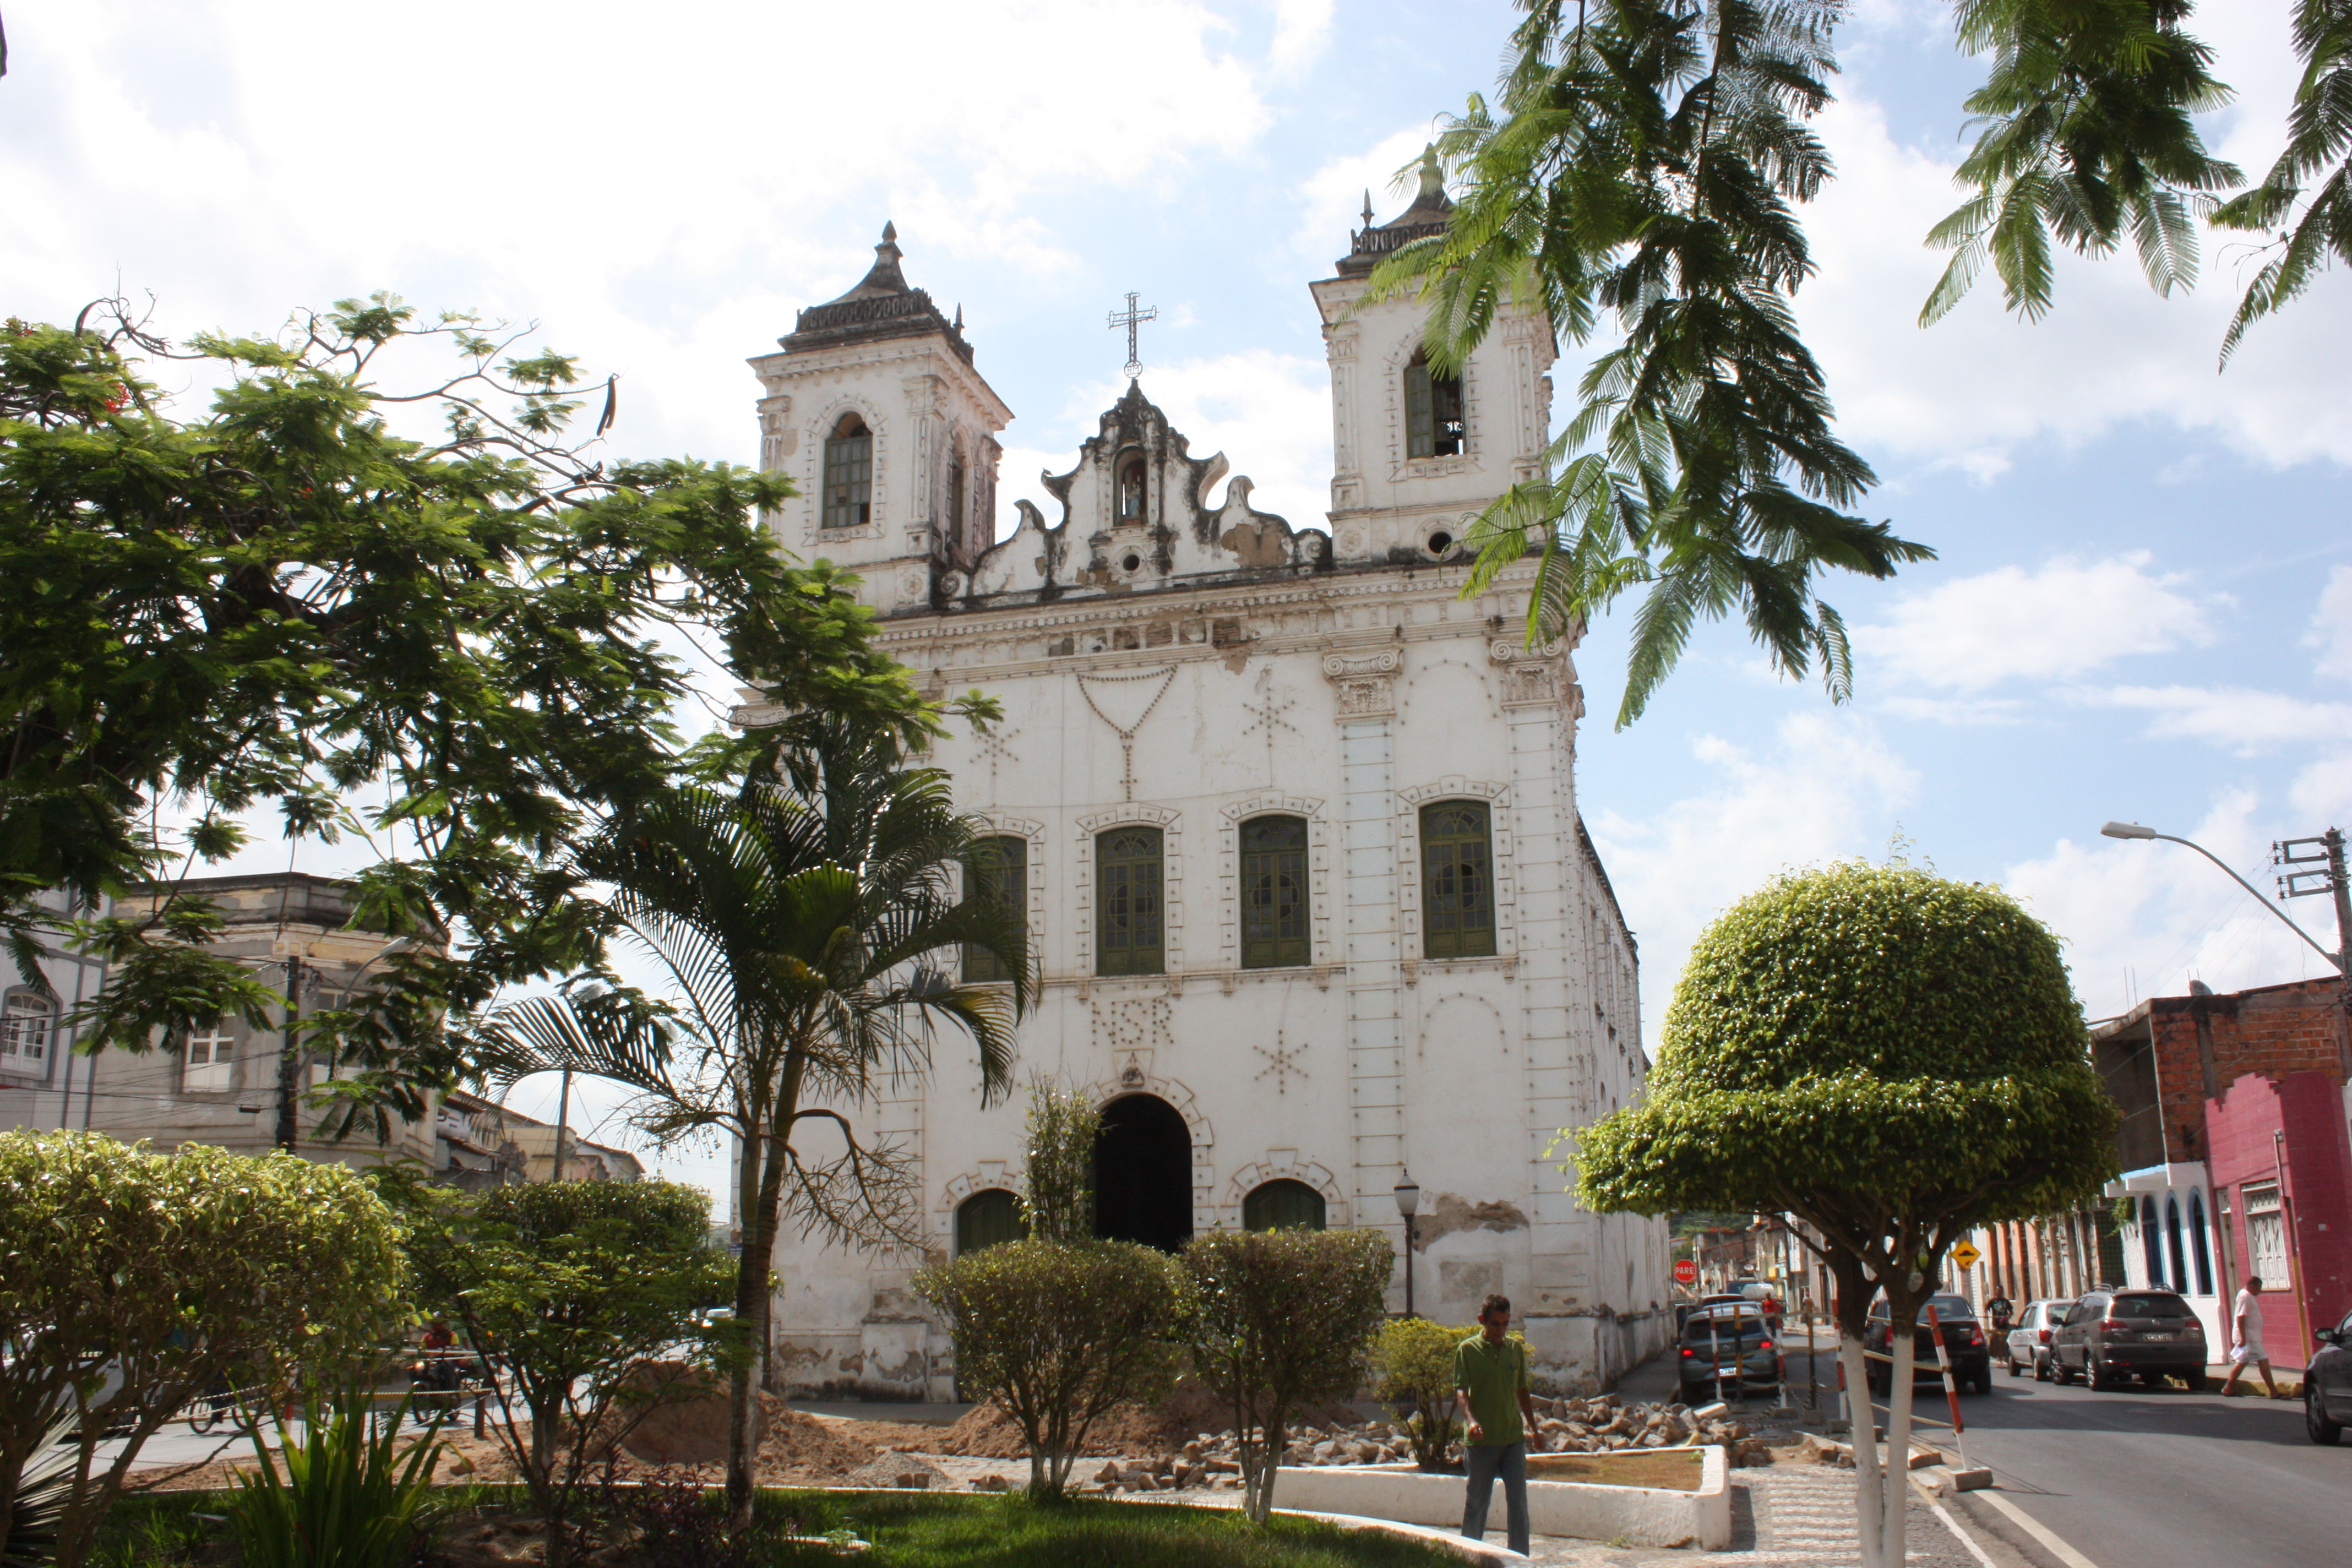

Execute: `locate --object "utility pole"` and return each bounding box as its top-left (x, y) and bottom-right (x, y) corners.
top-left (274, 953), bottom-right (305, 1155)
top-left (552, 1067), bottom-right (572, 1181)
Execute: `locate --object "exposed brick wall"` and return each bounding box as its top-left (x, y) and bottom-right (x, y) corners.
top-left (2143, 978), bottom-right (2349, 1164)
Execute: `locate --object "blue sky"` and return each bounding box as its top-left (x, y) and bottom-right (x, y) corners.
top-left (8, 2), bottom-right (2346, 1195)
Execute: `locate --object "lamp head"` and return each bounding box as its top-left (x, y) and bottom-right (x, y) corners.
top-left (1393, 1173), bottom-right (1420, 1218)
top-left (2101, 821), bottom-right (2157, 841)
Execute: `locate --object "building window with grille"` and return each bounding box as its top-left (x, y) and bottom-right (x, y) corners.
top-left (1, 990), bottom-right (54, 1074)
top-left (961, 835), bottom-right (1028, 984)
top-left (821, 413), bottom-right (873, 529)
top-left (1420, 801), bottom-right (1495, 958)
top-left (183, 1019), bottom-right (235, 1093)
top-left (2242, 1181), bottom-right (2287, 1288)
top-left (955, 1189), bottom-right (1025, 1254)
top-left (1239, 815), bottom-right (1308, 969)
top-left (1404, 351), bottom-right (1464, 458)
top-left (1096, 826), bottom-right (1164, 976)
top-left (1243, 1179), bottom-right (1326, 1232)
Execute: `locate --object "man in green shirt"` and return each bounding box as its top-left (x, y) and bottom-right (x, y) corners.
top-left (1453, 1292), bottom-right (1537, 1553)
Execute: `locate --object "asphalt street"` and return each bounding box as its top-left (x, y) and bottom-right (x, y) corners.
top-left (1631, 1324), bottom-right (2345, 1567)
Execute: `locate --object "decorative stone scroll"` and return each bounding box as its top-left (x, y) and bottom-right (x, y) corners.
top-left (1321, 649), bottom-right (1401, 720)
top-left (1489, 638), bottom-right (1567, 707)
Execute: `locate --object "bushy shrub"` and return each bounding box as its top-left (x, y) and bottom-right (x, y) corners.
top-left (1016, 1085), bottom-right (1097, 1244)
top-left (914, 1238), bottom-right (1183, 1499)
top-left (1373, 1317), bottom-right (1529, 1470)
top-left (1184, 1227), bottom-right (1394, 1522)
top-left (0, 1132), bottom-right (405, 1568)
top-left (404, 1178), bottom-right (738, 1568)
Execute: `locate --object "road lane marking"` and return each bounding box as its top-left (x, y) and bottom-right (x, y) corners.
top-left (1974, 1487), bottom-right (2104, 1568)
top-left (1926, 1495), bottom-right (2000, 1568)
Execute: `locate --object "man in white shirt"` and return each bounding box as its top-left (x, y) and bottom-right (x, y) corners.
top-left (2219, 1275), bottom-right (2284, 1398)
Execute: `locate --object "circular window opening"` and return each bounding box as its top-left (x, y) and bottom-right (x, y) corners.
top-left (1121, 552), bottom-right (1142, 573)
top-left (1427, 531), bottom-right (1454, 556)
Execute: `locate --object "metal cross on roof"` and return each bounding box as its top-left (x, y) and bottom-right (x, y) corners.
top-left (1107, 291), bottom-right (1158, 381)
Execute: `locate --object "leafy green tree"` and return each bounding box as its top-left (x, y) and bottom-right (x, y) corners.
top-left (2210, 1), bottom-right (2352, 359)
top-left (1372, 1317), bottom-right (1483, 1470)
top-left (0, 298), bottom-right (954, 1130)
top-left (405, 1178), bottom-right (737, 1568)
top-left (1928, 0), bottom-right (2352, 363)
top-left (0, 1131), bottom-right (406, 1568)
top-left (1369, 1), bottom-right (1934, 726)
top-left (1017, 1084), bottom-right (1099, 1244)
top-left (914, 1239), bottom-right (1184, 1501)
top-left (465, 715), bottom-right (1030, 1527)
top-left (1572, 861), bottom-right (2115, 1568)
top-left (1182, 1228), bottom-right (1395, 1523)
top-left (1920, 1), bottom-right (2240, 328)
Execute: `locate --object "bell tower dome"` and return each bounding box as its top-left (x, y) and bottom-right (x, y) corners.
top-left (749, 224), bottom-right (1014, 615)
top-left (1309, 149), bottom-right (1556, 568)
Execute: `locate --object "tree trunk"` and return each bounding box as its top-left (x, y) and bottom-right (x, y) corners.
top-left (1837, 1335), bottom-right (1886, 1568)
top-left (1881, 1331), bottom-right (1916, 1567)
top-left (1245, 1414), bottom-right (1284, 1526)
top-left (727, 1109), bottom-right (790, 1531)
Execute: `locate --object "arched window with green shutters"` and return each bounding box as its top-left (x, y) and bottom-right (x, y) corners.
top-left (1243, 1179), bottom-right (1326, 1232)
top-left (1420, 800), bottom-right (1495, 958)
top-left (1403, 351), bottom-right (1465, 459)
top-left (955, 1189), bottom-right (1025, 1255)
top-left (821, 413), bottom-right (873, 529)
top-left (1239, 815), bottom-right (1308, 969)
top-left (961, 834), bottom-right (1027, 984)
top-left (1095, 826), bottom-right (1164, 976)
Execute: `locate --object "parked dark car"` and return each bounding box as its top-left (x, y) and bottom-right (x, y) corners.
top-left (2305, 1309), bottom-right (2352, 1445)
top-left (2050, 1288), bottom-right (2207, 1390)
top-left (1678, 1302), bottom-right (1781, 1403)
top-left (2003, 1298), bottom-right (2076, 1381)
top-left (1864, 1294), bottom-right (1994, 1395)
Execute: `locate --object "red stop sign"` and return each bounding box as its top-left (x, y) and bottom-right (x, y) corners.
top-left (1673, 1259), bottom-right (1698, 1286)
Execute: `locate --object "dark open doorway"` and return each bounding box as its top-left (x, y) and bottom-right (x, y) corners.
top-left (1093, 1093), bottom-right (1193, 1252)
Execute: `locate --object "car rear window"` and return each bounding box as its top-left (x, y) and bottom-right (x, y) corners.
top-left (2110, 1294), bottom-right (2193, 1320)
top-left (1683, 1311), bottom-right (1767, 1343)
top-left (1924, 1294), bottom-right (1975, 1320)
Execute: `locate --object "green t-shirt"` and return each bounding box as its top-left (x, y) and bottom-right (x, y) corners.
top-left (1453, 1332), bottom-right (1529, 1447)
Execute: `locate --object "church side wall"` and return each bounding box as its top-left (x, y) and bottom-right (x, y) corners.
top-left (763, 572), bottom-right (1669, 1400)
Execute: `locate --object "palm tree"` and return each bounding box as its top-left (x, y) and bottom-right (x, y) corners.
top-left (467, 716), bottom-right (1030, 1525)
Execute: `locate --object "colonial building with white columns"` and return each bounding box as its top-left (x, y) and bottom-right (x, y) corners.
top-left (748, 173), bottom-right (1671, 1397)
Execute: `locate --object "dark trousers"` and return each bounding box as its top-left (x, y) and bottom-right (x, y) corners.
top-left (1462, 1439), bottom-right (1529, 1554)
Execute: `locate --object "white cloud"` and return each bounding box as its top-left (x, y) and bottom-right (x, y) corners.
top-left (2087, 685), bottom-right (2352, 753)
top-left (1291, 126), bottom-right (1444, 269)
top-left (1, 1), bottom-right (1290, 469)
top-left (1270, 0), bottom-right (1336, 74)
top-left (1799, 0), bottom-right (2352, 473)
top-left (1587, 713), bottom-right (1920, 1050)
top-left (2004, 792), bottom-right (2341, 1021)
top-left (2308, 565), bottom-right (2352, 682)
top-left (1854, 554), bottom-right (2214, 695)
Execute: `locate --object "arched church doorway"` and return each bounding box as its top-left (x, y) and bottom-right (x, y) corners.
top-left (1093, 1093), bottom-right (1192, 1252)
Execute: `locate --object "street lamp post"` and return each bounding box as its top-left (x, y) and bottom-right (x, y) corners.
top-left (2098, 822), bottom-right (2347, 977)
top-left (1395, 1172), bottom-right (1420, 1319)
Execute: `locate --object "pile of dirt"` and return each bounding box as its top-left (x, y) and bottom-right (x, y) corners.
top-left (434, 1393), bottom-right (878, 1486)
top-left (932, 1379), bottom-right (1362, 1460)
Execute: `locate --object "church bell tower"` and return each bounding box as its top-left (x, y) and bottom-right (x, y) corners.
top-left (749, 225), bottom-right (1014, 614)
top-left (1309, 149), bottom-right (1556, 569)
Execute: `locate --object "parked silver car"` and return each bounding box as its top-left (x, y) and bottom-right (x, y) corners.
top-left (2003, 1298), bottom-right (2076, 1381)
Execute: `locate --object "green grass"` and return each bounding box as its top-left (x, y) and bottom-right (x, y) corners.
top-left (92, 1487), bottom-right (1464, 1567)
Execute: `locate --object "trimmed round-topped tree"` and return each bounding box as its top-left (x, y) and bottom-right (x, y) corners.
top-left (1575, 861), bottom-right (2115, 1568)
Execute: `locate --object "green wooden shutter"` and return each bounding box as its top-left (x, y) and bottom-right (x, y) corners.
top-left (961, 835), bottom-right (1026, 984)
top-left (1240, 815), bottom-right (1309, 968)
top-left (1421, 801), bottom-right (1496, 958)
top-left (1096, 827), bottom-right (1164, 976)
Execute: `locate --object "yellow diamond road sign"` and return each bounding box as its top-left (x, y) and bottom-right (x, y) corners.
top-left (1949, 1240), bottom-right (1982, 1271)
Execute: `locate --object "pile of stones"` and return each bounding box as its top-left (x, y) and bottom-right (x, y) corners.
top-left (1063, 1396), bottom-right (1776, 1493)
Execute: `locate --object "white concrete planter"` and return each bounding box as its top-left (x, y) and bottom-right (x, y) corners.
top-left (1271, 1447), bottom-right (1732, 1551)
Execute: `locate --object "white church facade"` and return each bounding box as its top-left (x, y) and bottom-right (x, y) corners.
top-left (747, 173), bottom-right (1672, 1397)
